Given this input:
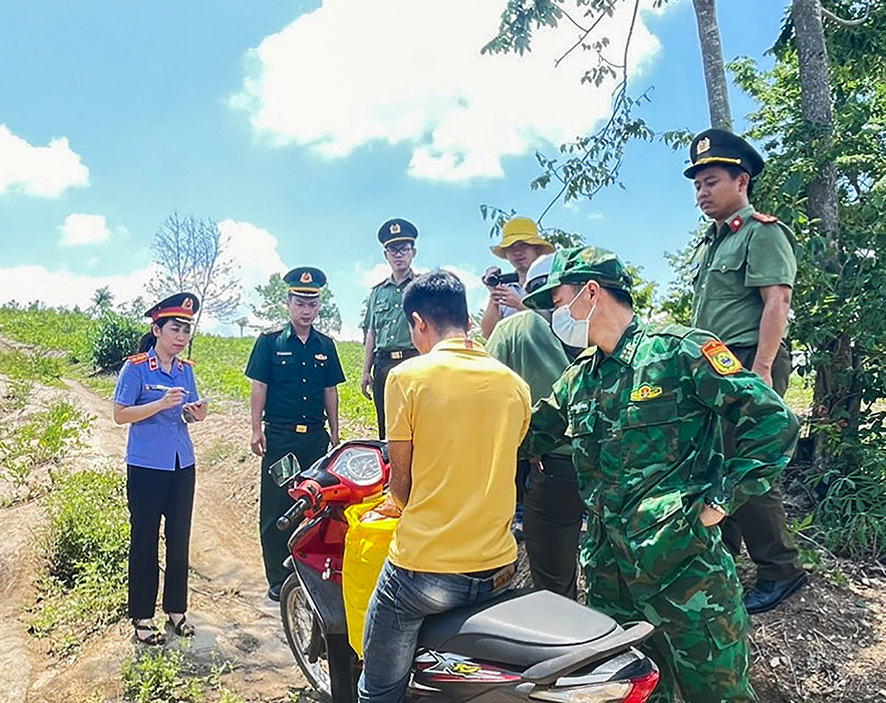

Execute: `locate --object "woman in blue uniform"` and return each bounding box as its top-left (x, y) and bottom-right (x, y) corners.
top-left (113, 293), bottom-right (207, 645)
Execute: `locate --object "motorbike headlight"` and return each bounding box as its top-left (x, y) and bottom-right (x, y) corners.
top-left (328, 446), bottom-right (385, 486)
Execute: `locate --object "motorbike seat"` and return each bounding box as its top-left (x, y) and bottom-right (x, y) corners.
top-left (417, 589), bottom-right (621, 668)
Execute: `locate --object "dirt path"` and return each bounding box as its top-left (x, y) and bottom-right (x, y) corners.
top-left (2, 374), bottom-right (886, 702)
top-left (1, 379), bottom-right (308, 702)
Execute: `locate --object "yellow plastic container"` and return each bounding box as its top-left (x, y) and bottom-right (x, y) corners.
top-left (342, 495), bottom-right (398, 657)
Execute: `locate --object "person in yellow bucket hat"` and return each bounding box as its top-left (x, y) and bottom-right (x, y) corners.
top-left (480, 216), bottom-right (555, 338)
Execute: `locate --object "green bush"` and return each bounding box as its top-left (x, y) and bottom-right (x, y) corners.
top-left (807, 448), bottom-right (886, 560)
top-left (122, 649), bottom-right (203, 703)
top-left (29, 470), bottom-right (129, 651)
top-left (91, 313), bottom-right (143, 371)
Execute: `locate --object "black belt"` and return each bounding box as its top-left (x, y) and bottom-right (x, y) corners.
top-left (266, 422), bottom-right (325, 434)
top-left (375, 349), bottom-right (418, 361)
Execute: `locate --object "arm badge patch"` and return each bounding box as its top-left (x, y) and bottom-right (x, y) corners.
top-left (700, 340), bottom-right (742, 375)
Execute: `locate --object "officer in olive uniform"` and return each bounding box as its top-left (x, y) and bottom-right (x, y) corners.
top-left (361, 218), bottom-right (419, 439)
top-left (246, 267), bottom-right (346, 601)
top-left (685, 128), bottom-right (807, 614)
top-left (522, 246), bottom-right (799, 703)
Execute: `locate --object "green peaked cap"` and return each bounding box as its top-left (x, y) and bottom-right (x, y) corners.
top-left (523, 245), bottom-right (632, 310)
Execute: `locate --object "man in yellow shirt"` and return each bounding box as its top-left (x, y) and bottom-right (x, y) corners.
top-left (358, 270), bottom-right (531, 703)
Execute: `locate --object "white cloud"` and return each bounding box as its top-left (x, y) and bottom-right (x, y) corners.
top-left (60, 213), bottom-right (112, 246)
top-left (0, 265), bottom-right (153, 311)
top-left (232, 0), bottom-right (664, 181)
top-left (0, 125), bottom-right (89, 197)
top-left (219, 218), bottom-right (286, 293)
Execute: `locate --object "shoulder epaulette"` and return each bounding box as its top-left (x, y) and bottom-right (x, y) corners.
top-left (127, 352), bottom-right (149, 364)
top-left (261, 326), bottom-right (284, 336)
top-left (751, 212), bottom-right (779, 224)
top-left (181, 358), bottom-right (195, 366)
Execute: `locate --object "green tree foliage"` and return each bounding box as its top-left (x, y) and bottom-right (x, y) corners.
top-left (90, 313), bottom-right (143, 371)
top-left (252, 273), bottom-right (343, 336)
top-left (729, 3), bottom-right (886, 456)
top-left (90, 286), bottom-right (114, 316)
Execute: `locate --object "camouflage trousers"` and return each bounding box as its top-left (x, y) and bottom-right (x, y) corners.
top-left (584, 532), bottom-right (755, 703)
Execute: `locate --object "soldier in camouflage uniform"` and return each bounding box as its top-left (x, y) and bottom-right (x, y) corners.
top-left (522, 246), bottom-right (799, 703)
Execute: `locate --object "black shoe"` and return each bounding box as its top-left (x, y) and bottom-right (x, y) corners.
top-left (744, 572), bottom-right (808, 614)
top-left (267, 583), bottom-right (283, 602)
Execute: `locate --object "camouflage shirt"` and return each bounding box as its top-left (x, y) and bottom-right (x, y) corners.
top-left (523, 316), bottom-right (799, 596)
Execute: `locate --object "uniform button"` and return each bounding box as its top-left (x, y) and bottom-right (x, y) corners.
top-left (721, 265), bottom-right (727, 271)
top-left (302, 379), bottom-right (306, 383)
top-left (302, 396), bottom-right (307, 401)
top-left (302, 361), bottom-right (306, 366)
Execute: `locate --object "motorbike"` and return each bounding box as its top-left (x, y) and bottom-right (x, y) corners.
top-left (273, 440), bottom-right (660, 703)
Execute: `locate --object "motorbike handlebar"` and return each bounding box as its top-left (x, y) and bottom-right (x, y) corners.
top-left (276, 496), bottom-right (312, 531)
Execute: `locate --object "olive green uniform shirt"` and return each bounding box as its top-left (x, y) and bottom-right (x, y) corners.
top-left (690, 205), bottom-right (796, 347)
top-left (523, 317), bottom-right (799, 597)
top-left (486, 310), bottom-right (572, 457)
top-left (362, 273), bottom-right (416, 352)
top-left (245, 325), bottom-right (345, 425)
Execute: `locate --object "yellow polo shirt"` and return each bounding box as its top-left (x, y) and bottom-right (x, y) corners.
top-left (384, 337), bottom-right (531, 573)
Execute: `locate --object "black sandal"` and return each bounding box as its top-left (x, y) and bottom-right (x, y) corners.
top-left (132, 619), bottom-right (166, 645)
top-left (167, 613), bottom-right (195, 638)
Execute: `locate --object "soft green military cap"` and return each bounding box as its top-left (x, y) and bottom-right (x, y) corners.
top-left (523, 245), bottom-right (632, 310)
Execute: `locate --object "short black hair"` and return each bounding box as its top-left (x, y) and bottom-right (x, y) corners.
top-left (606, 287), bottom-right (634, 310)
top-left (721, 164), bottom-right (755, 199)
top-left (403, 270), bottom-right (469, 332)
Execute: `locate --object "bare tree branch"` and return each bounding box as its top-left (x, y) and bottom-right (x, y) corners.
top-left (821, 1), bottom-right (871, 26)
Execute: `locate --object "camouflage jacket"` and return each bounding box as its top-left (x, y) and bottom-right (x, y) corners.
top-left (523, 316), bottom-right (799, 596)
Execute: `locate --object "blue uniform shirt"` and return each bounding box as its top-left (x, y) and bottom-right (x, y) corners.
top-left (114, 348), bottom-right (200, 471)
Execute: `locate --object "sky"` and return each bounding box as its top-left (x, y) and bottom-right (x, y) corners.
top-left (0, 0), bottom-right (791, 339)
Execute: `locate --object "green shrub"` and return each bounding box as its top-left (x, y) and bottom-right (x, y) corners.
top-left (91, 312), bottom-right (143, 371)
top-left (122, 649), bottom-right (204, 703)
top-left (0, 347), bottom-right (66, 385)
top-left (0, 399), bottom-right (91, 491)
top-left (29, 470), bottom-right (129, 651)
top-left (807, 449), bottom-right (886, 560)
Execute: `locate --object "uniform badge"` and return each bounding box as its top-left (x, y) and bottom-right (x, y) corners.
top-left (728, 215), bottom-right (744, 233)
top-left (182, 297), bottom-right (193, 310)
top-left (300, 271), bottom-right (313, 284)
top-left (701, 340), bottom-right (741, 376)
top-left (390, 223), bottom-right (401, 235)
top-left (697, 136), bottom-right (711, 154)
top-left (148, 356), bottom-right (159, 371)
top-left (314, 353), bottom-right (327, 361)
top-left (630, 384), bottom-right (663, 402)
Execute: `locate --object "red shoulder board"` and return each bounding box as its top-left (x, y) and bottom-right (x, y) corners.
top-left (181, 358), bottom-right (195, 367)
top-left (751, 212), bottom-right (779, 224)
top-left (128, 352), bottom-right (149, 365)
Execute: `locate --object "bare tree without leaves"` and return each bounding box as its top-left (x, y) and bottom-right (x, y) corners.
top-left (148, 212), bottom-right (241, 336)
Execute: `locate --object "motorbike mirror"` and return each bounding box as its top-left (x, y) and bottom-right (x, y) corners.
top-left (268, 453), bottom-right (301, 487)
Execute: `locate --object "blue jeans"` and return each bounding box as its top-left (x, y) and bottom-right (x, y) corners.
top-left (358, 559), bottom-right (514, 703)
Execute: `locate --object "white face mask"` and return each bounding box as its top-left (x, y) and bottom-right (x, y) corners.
top-left (551, 287), bottom-right (594, 348)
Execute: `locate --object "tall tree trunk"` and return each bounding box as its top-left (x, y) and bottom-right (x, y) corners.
top-left (692, 0), bottom-right (732, 130)
top-left (792, 0), bottom-right (858, 466)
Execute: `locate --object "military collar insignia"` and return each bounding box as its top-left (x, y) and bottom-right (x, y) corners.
top-left (630, 384), bottom-right (663, 402)
top-left (728, 215), bottom-right (744, 233)
top-left (148, 356), bottom-right (159, 371)
top-left (390, 223), bottom-right (401, 235)
top-left (697, 136), bottom-right (711, 154)
top-left (176, 359), bottom-right (183, 371)
top-left (701, 340), bottom-right (742, 375)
